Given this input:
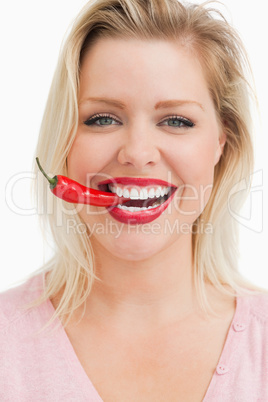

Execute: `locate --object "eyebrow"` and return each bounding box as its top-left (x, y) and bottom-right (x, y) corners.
top-left (154, 99), bottom-right (204, 111)
top-left (79, 97), bottom-right (204, 111)
top-left (79, 97), bottom-right (126, 109)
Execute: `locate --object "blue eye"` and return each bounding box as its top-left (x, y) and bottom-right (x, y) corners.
top-left (84, 114), bottom-right (120, 126)
top-left (160, 116), bottom-right (195, 128)
top-left (83, 113), bottom-right (195, 129)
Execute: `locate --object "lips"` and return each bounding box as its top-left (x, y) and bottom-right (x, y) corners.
top-left (99, 177), bottom-right (176, 187)
top-left (98, 177), bottom-right (177, 224)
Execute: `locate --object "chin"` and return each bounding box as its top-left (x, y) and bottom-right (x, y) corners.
top-left (90, 227), bottom-right (181, 263)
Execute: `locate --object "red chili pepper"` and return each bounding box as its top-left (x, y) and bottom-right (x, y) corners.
top-left (36, 158), bottom-right (130, 207)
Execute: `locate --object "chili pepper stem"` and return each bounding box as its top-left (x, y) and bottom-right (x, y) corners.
top-left (36, 157), bottom-right (57, 188)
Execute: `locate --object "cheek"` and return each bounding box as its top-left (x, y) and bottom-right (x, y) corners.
top-left (167, 133), bottom-right (219, 216)
top-left (67, 134), bottom-right (112, 185)
top-left (168, 135), bottom-right (218, 185)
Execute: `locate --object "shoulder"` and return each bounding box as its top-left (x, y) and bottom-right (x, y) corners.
top-left (246, 291), bottom-right (268, 323)
top-left (237, 291), bottom-right (268, 339)
top-left (0, 273), bottom-right (45, 333)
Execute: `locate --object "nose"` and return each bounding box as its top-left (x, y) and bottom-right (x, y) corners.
top-left (117, 124), bottom-right (161, 170)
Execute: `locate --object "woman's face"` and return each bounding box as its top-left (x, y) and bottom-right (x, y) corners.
top-left (67, 38), bottom-right (225, 261)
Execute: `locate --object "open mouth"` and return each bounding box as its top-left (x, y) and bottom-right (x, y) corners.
top-left (98, 181), bottom-right (177, 214)
top-left (97, 177), bottom-right (178, 224)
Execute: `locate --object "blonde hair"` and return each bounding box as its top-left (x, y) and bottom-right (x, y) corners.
top-left (34, 0), bottom-right (267, 326)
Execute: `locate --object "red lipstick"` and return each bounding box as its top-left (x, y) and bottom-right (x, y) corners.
top-left (98, 177), bottom-right (175, 187)
top-left (98, 177), bottom-right (177, 225)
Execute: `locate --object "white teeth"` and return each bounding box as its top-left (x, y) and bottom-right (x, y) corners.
top-left (117, 187), bottom-right (123, 197)
top-left (148, 188), bottom-right (155, 198)
top-left (108, 184), bottom-right (170, 199)
top-left (117, 204), bottom-right (159, 211)
top-left (155, 187), bottom-right (161, 197)
top-left (109, 185), bottom-right (116, 194)
top-left (140, 188), bottom-right (148, 200)
top-left (129, 188), bottom-right (140, 199)
top-left (122, 189), bottom-right (130, 198)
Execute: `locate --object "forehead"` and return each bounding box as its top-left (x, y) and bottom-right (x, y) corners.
top-left (78, 38), bottom-right (213, 111)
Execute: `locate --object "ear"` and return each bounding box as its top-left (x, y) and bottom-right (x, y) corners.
top-left (214, 131), bottom-right (226, 166)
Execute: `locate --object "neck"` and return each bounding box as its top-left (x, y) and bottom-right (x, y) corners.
top-left (85, 233), bottom-right (200, 331)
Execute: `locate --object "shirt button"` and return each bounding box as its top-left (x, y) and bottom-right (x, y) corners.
top-left (216, 364), bottom-right (229, 375)
top-left (233, 322), bottom-right (246, 332)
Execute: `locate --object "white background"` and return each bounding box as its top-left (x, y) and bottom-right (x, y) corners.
top-left (1, 0), bottom-right (267, 291)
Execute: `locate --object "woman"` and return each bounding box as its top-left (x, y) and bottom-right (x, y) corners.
top-left (1, 0), bottom-right (267, 400)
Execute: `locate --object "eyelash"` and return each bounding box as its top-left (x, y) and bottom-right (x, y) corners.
top-left (83, 113), bottom-right (195, 128)
top-left (83, 113), bottom-right (121, 126)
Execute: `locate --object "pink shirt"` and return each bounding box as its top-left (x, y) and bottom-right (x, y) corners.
top-left (0, 273), bottom-right (268, 401)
